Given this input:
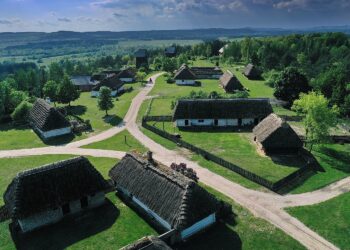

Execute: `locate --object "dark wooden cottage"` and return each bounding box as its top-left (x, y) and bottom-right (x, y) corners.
top-left (70, 76), bottom-right (99, 92)
top-left (4, 157), bottom-right (109, 233)
top-left (173, 98), bottom-right (273, 128)
top-left (91, 74), bottom-right (124, 97)
top-left (29, 99), bottom-right (71, 140)
top-left (243, 64), bottom-right (261, 80)
top-left (174, 64), bottom-right (197, 85)
top-left (190, 67), bottom-right (223, 79)
top-left (109, 153), bottom-right (223, 242)
top-left (135, 49), bottom-right (148, 68)
top-left (219, 72), bottom-right (244, 93)
top-left (253, 114), bottom-right (303, 154)
top-left (165, 46), bottom-right (177, 57)
top-left (117, 68), bottom-right (136, 83)
top-left (121, 236), bottom-right (172, 250)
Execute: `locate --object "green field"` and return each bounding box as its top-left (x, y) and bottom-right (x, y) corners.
top-left (287, 192), bottom-right (350, 250)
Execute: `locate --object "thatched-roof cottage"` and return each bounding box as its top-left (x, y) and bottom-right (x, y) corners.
top-left (117, 68), bottom-right (136, 83)
top-left (91, 74), bottom-right (124, 97)
top-left (219, 72), bottom-right (244, 93)
top-left (173, 99), bottom-right (272, 128)
top-left (174, 64), bottom-right (197, 85)
top-left (253, 114), bottom-right (303, 154)
top-left (135, 49), bottom-right (148, 68)
top-left (165, 46), bottom-right (177, 58)
top-left (109, 153), bottom-right (222, 241)
top-left (29, 99), bottom-right (71, 140)
top-left (243, 64), bottom-right (261, 80)
top-left (70, 76), bottom-right (99, 92)
top-left (4, 157), bottom-right (109, 233)
top-left (121, 236), bottom-right (172, 250)
top-left (190, 67), bottom-right (223, 79)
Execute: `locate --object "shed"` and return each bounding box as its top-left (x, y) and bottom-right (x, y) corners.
top-left (135, 49), bottom-right (148, 68)
top-left (70, 76), bottom-right (98, 92)
top-left (4, 157), bottom-right (109, 233)
top-left (29, 99), bottom-right (71, 140)
top-left (165, 46), bottom-right (177, 57)
top-left (121, 236), bottom-right (172, 250)
top-left (174, 64), bottom-right (197, 85)
top-left (253, 114), bottom-right (303, 154)
top-left (243, 64), bottom-right (261, 80)
top-left (117, 68), bottom-right (136, 83)
top-left (91, 74), bottom-right (124, 97)
top-left (219, 72), bottom-right (244, 93)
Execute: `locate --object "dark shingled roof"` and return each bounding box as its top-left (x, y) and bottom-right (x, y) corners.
top-left (165, 46), bottom-right (176, 55)
top-left (121, 236), bottom-right (172, 250)
top-left (70, 76), bottom-right (98, 86)
top-left (109, 153), bottom-right (220, 230)
top-left (243, 64), bottom-right (261, 79)
top-left (253, 114), bottom-right (303, 150)
top-left (29, 99), bottom-right (70, 132)
top-left (117, 68), bottom-right (136, 79)
top-left (135, 49), bottom-right (148, 58)
top-left (219, 72), bottom-right (244, 92)
top-left (4, 157), bottom-right (109, 219)
top-left (190, 67), bottom-right (223, 78)
top-left (174, 64), bottom-right (196, 80)
top-left (173, 99), bottom-right (273, 120)
top-left (92, 74), bottom-right (124, 91)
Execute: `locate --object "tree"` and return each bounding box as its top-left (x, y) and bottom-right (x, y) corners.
top-left (206, 44), bottom-right (212, 58)
top-left (274, 67), bottom-right (311, 107)
top-left (9, 90), bottom-right (27, 112)
top-left (11, 101), bottom-right (32, 123)
top-left (43, 80), bottom-right (59, 106)
top-left (49, 62), bottom-right (64, 82)
top-left (135, 71), bottom-right (147, 82)
top-left (57, 75), bottom-right (80, 107)
top-left (292, 92), bottom-right (339, 152)
top-left (98, 87), bottom-right (114, 116)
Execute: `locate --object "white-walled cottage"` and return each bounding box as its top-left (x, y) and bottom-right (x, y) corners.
top-left (173, 99), bottom-right (273, 128)
top-left (174, 64), bottom-right (197, 85)
top-left (117, 68), bottom-right (136, 83)
top-left (91, 74), bottom-right (124, 97)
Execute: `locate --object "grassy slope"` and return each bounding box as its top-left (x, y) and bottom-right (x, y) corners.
top-left (286, 192), bottom-right (350, 250)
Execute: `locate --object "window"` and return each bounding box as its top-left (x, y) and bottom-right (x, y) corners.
top-left (185, 120), bottom-right (189, 126)
top-left (62, 203), bottom-right (70, 215)
top-left (238, 118), bottom-right (242, 127)
top-left (214, 119), bottom-right (218, 126)
top-left (198, 119), bottom-right (204, 123)
top-left (80, 196), bottom-right (88, 209)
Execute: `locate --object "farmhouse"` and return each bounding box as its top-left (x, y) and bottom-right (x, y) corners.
top-left (117, 68), bottom-right (136, 83)
top-left (109, 153), bottom-right (223, 242)
top-left (174, 64), bottom-right (197, 85)
top-left (121, 236), bottom-right (172, 250)
top-left (91, 74), bottom-right (124, 97)
top-left (190, 67), bottom-right (223, 79)
top-left (243, 64), bottom-right (261, 80)
top-left (70, 75), bottom-right (98, 92)
top-left (165, 46), bottom-right (177, 57)
top-left (135, 49), bottom-right (148, 68)
top-left (173, 99), bottom-right (273, 128)
top-left (29, 99), bottom-right (71, 140)
top-left (4, 157), bottom-right (108, 233)
top-left (253, 114), bottom-right (303, 154)
top-left (219, 72), bottom-right (244, 93)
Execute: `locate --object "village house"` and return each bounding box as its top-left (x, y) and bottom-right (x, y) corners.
top-left (243, 64), bottom-right (261, 80)
top-left (91, 74), bottom-right (124, 97)
top-left (135, 49), bottom-right (148, 68)
top-left (70, 75), bottom-right (99, 92)
top-left (218, 44), bottom-right (228, 55)
top-left (165, 46), bottom-right (177, 57)
top-left (190, 66), bottom-right (223, 79)
top-left (219, 71), bottom-right (244, 93)
top-left (121, 236), bottom-right (172, 250)
top-left (4, 157), bottom-right (109, 233)
top-left (29, 99), bottom-right (72, 140)
top-left (173, 98), bottom-right (273, 128)
top-left (253, 114), bottom-right (303, 154)
top-left (174, 64), bottom-right (197, 85)
top-left (117, 68), bottom-right (136, 83)
top-left (109, 153), bottom-right (224, 242)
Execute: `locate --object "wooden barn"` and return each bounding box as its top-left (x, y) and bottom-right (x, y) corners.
top-left (135, 49), bottom-right (148, 68)
top-left (190, 67), bottom-right (223, 79)
top-left (70, 76), bottom-right (99, 92)
top-left (173, 99), bottom-right (273, 128)
top-left (173, 64), bottom-right (197, 85)
top-left (219, 72), bottom-right (244, 93)
top-left (243, 64), bottom-right (261, 80)
top-left (165, 46), bottom-right (177, 57)
top-left (4, 157), bottom-right (109, 233)
top-left (121, 236), bottom-right (172, 250)
top-left (91, 74), bottom-right (124, 97)
top-left (109, 153), bottom-right (223, 242)
top-left (117, 68), bottom-right (136, 83)
top-left (29, 99), bottom-right (71, 140)
top-left (253, 114), bottom-right (303, 154)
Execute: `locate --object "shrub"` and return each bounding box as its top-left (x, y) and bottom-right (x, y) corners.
top-left (11, 101), bottom-right (32, 123)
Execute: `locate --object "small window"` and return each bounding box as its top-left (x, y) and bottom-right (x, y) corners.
top-left (185, 120), bottom-right (189, 126)
top-left (198, 119), bottom-right (204, 123)
top-left (214, 119), bottom-right (218, 126)
top-left (62, 203), bottom-right (70, 215)
top-left (80, 196), bottom-right (88, 209)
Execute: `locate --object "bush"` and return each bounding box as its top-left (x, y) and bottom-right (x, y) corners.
top-left (11, 101), bottom-right (32, 123)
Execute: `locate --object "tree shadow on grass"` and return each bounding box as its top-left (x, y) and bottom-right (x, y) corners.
top-left (10, 199), bottom-right (119, 250)
top-left (103, 115), bottom-right (123, 127)
top-left (67, 105), bottom-right (87, 116)
top-left (316, 146), bottom-right (350, 173)
top-left (0, 123), bottom-right (31, 132)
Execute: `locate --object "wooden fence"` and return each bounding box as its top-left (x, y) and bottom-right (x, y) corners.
top-left (142, 116), bottom-right (314, 192)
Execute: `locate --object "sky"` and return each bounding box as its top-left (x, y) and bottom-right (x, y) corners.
top-left (0, 0), bottom-right (349, 32)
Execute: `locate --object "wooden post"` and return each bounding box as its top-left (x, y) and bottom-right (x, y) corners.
top-left (163, 121), bottom-right (165, 131)
top-left (124, 135), bottom-right (127, 144)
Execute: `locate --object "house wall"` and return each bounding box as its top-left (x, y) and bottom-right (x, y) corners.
top-left (119, 78), bottom-right (134, 83)
top-left (38, 127), bottom-right (71, 140)
top-left (181, 213), bottom-right (216, 239)
top-left (175, 80), bottom-right (196, 85)
top-left (176, 119), bottom-right (239, 127)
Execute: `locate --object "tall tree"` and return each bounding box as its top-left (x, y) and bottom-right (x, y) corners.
top-left (49, 62), bottom-right (64, 83)
top-left (57, 75), bottom-right (80, 107)
top-left (43, 80), bottom-right (59, 106)
top-left (98, 87), bottom-right (114, 116)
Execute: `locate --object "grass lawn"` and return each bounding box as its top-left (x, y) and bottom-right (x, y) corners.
top-left (286, 192), bottom-right (350, 250)
top-left (83, 129), bottom-right (148, 153)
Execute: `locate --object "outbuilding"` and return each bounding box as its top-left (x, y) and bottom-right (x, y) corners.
top-left (243, 64), bottom-right (261, 80)
top-left (91, 74), bottom-right (124, 97)
top-left (70, 76), bottom-right (99, 92)
top-left (253, 114), bottom-right (303, 154)
top-left (29, 99), bottom-right (72, 140)
top-left (4, 157), bottom-right (109, 233)
top-left (165, 46), bottom-right (177, 57)
top-left (174, 64), bottom-right (197, 85)
top-left (135, 49), bottom-right (148, 68)
top-left (117, 68), bottom-right (136, 83)
top-left (219, 72), bottom-right (244, 93)
top-left (173, 98), bottom-right (273, 128)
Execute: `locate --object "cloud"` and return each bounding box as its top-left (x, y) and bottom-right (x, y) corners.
top-left (113, 13), bottom-right (126, 18)
top-left (57, 17), bottom-right (71, 22)
top-left (0, 19), bottom-right (21, 25)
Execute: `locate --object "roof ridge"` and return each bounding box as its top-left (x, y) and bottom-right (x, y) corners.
top-left (175, 183), bottom-right (195, 229)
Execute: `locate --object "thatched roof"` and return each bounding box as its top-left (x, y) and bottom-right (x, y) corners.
top-left (92, 74), bottom-right (124, 91)
top-left (174, 64), bottom-right (196, 80)
top-left (117, 68), bottom-right (135, 79)
top-left (29, 99), bottom-right (70, 132)
top-left (4, 157), bottom-right (109, 219)
top-left (165, 46), bottom-right (176, 55)
top-left (135, 49), bottom-right (148, 58)
top-left (173, 99), bottom-right (273, 120)
top-left (243, 64), bottom-right (260, 79)
top-left (109, 153), bottom-right (220, 230)
top-left (219, 72), bottom-right (244, 92)
top-left (121, 236), bottom-right (172, 250)
top-left (70, 76), bottom-right (98, 86)
top-left (253, 114), bottom-right (303, 150)
top-left (190, 67), bottom-right (223, 77)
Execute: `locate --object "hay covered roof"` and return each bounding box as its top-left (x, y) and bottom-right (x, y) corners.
top-left (173, 98), bottom-right (273, 120)
top-left (243, 64), bottom-right (260, 79)
top-left (253, 114), bottom-right (303, 150)
top-left (29, 99), bottom-right (70, 132)
top-left (70, 76), bottom-right (98, 86)
top-left (219, 72), bottom-right (244, 92)
top-left (117, 68), bottom-right (136, 79)
top-left (121, 236), bottom-right (172, 250)
top-left (190, 67), bottom-right (223, 76)
top-left (174, 64), bottom-right (196, 80)
top-left (109, 153), bottom-right (220, 230)
top-left (4, 157), bottom-right (109, 219)
top-left (92, 74), bottom-right (124, 91)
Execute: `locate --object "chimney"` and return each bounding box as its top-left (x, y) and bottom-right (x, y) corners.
top-left (147, 151), bottom-right (153, 163)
